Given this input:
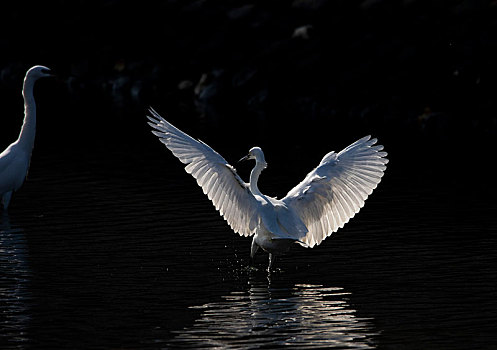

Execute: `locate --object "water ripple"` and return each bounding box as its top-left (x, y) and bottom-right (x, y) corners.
top-left (0, 215), bottom-right (32, 349)
top-left (0, 153), bottom-right (495, 348)
top-left (169, 281), bottom-right (378, 349)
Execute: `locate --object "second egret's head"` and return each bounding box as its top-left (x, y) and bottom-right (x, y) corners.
top-left (25, 65), bottom-right (53, 81)
top-left (239, 147), bottom-right (267, 167)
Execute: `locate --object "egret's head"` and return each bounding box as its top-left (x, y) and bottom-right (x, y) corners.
top-left (239, 147), bottom-right (267, 167)
top-left (25, 65), bottom-right (53, 80)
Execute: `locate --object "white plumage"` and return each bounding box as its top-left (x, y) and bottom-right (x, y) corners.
top-left (148, 108), bottom-right (388, 270)
top-left (0, 65), bottom-right (52, 211)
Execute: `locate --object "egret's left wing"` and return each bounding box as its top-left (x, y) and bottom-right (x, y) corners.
top-left (282, 136), bottom-right (388, 247)
top-left (147, 108), bottom-right (260, 237)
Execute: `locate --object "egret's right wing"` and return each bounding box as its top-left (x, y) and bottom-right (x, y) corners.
top-left (147, 108), bottom-right (260, 237)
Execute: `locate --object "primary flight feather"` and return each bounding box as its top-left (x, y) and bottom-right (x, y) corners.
top-left (147, 108), bottom-right (388, 271)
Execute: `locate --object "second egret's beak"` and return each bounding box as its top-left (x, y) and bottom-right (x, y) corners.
top-left (239, 154), bottom-right (250, 162)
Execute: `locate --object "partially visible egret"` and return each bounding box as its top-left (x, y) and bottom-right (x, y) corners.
top-left (147, 108), bottom-right (388, 271)
top-left (0, 65), bottom-right (52, 211)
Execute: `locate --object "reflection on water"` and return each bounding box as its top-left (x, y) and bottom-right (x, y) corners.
top-left (170, 280), bottom-right (377, 349)
top-left (0, 214), bottom-right (31, 348)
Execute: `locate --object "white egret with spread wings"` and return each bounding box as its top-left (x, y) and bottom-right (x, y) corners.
top-left (147, 108), bottom-right (388, 271)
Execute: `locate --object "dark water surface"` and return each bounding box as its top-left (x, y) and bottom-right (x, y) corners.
top-left (1, 149), bottom-right (496, 349)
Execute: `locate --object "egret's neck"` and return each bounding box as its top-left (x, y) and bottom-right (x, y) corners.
top-left (249, 160), bottom-right (267, 196)
top-left (18, 76), bottom-right (37, 150)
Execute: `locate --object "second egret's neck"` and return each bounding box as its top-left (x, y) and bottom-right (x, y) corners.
top-left (249, 160), bottom-right (267, 196)
top-left (18, 75), bottom-right (37, 150)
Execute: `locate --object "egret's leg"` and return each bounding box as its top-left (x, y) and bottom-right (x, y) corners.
top-left (250, 238), bottom-right (259, 257)
top-left (267, 253), bottom-right (276, 272)
top-left (250, 238), bottom-right (259, 266)
top-left (1, 191), bottom-right (12, 210)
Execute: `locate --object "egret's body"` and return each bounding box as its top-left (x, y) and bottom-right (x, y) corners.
top-left (0, 66), bottom-right (52, 210)
top-left (148, 109), bottom-right (388, 270)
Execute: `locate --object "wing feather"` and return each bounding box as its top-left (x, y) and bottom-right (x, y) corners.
top-left (147, 108), bottom-right (260, 237)
top-left (283, 136), bottom-right (388, 247)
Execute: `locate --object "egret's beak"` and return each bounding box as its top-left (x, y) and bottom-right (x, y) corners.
top-left (238, 154), bottom-right (250, 163)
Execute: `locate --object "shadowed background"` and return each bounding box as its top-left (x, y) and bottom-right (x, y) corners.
top-left (1, 1), bottom-right (496, 172)
top-left (1, 1), bottom-right (496, 349)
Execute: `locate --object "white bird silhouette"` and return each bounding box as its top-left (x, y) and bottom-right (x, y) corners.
top-left (147, 108), bottom-right (388, 271)
top-left (0, 65), bottom-right (52, 211)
